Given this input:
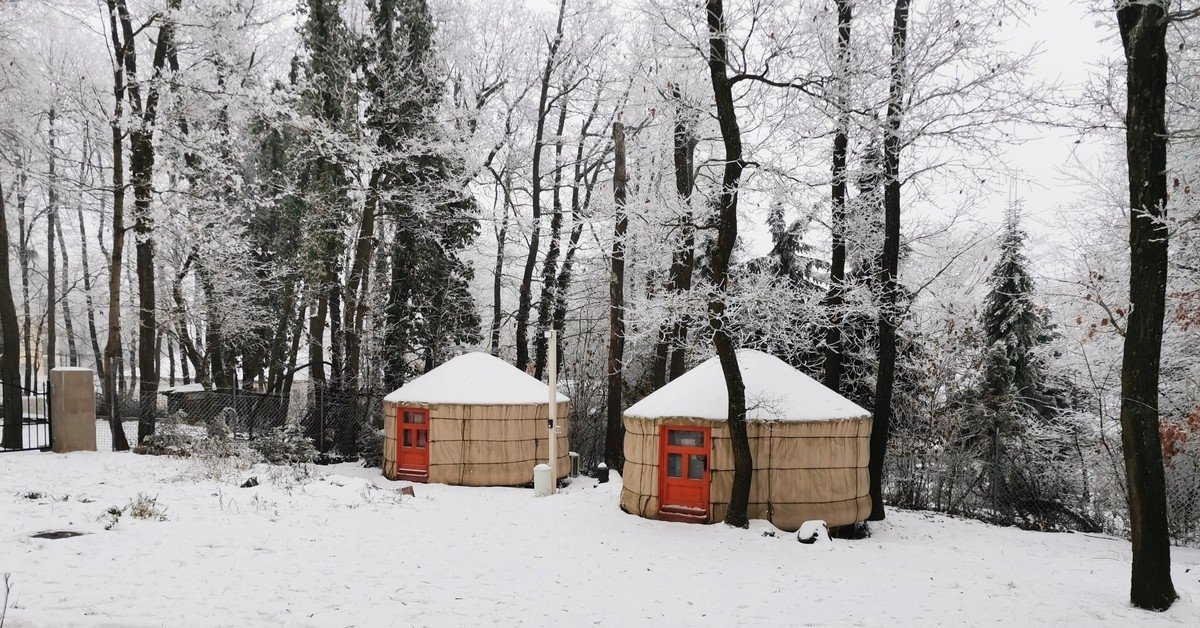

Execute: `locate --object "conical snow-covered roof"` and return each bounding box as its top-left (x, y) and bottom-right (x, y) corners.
top-left (383, 352), bottom-right (569, 405)
top-left (624, 349), bottom-right (868, 422)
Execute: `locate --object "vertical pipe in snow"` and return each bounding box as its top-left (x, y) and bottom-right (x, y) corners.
top-left (547, 329), bottom-right (558, 495)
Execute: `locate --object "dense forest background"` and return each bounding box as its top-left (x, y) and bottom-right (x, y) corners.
top-left (0, 0), bottom-right (1197, 559)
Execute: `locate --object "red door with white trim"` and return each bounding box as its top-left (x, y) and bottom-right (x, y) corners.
top-left (658, 426), bottom-right (711, 522)
top-left (396, 408), bottom-right (430, 481)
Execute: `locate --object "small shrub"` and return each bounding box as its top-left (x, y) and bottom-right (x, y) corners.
top-left (250, 422), bottom-right (318, 465)
top-left (358, 427), bottom-right (384, 468)
top-left (22, 491), bottom-right (44, 500)
top-left (209, 407), bottom-right (236, 440)
top-left (136, 411), bottom-right (193, 456)
top-left (99, 506), bottom-right (122, 530)
top-left (100, 494), bottom-right (167, 530)
top-left (127, 494), bottom-right (168, 521)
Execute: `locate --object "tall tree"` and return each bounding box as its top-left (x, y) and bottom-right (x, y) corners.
top-left (704, 0), bottom-right (752, 528)
top-left (295, 0), bottom-right (358, 388)
top-left (533, 96), bottom-right (570, 380)
top-left (868, 0), bottom-right (910, 522)
top-left (1115, 0), bottom-right (1176, 611)
top-left (979, 207), bottom-right (1053, 410)
top-left (823, 0), bottom-right (853, 394)
top-left (0, 179), bottom-right (22, 449)
top-left (604, 120), bottom-right (628, 471)
top-left (379, 0), bottom-right (481, 387)
top-left (102, 0), bottom-right (131, 451)
top-left (515, 0), bottom-right (566, 373)
top-left (111, 0), bottom-right (176, 442)
top-left (46, 107), bottom-right (57, 375)
top-left (652, 84), bottom-right (698, 389)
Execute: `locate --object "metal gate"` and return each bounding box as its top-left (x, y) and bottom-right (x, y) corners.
top-left (0, 381), bottom-right (52, 452)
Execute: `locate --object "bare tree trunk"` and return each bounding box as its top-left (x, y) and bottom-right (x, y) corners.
top-left (103, 0), bottom-right (131, 451)
top-left (285, 298), bottom-right (307, 395)
top-left (47, 107), bottom-right (58, 375)
top-left (704, 0), bottom-right (751, 528)
top-left (604, 121), bottom-right (629, 472)
top-left (328, 281), bottom-right (344, 389)
top-left (552, 156), bottom-right (604, 367)
top-left (0, 180), bottom-right (24, 448)
top-left (868, 0), bottom-right (910, 522)
top-left (53, 205), bottom-right (78, 366)
top-left (655, 84), bottom-right (698, 387)
top-left (179, 324), bottom-right (191, 384)
top-left (79, 129), bottom-right (105, 378)
top-left (534, 98), bottom-right (570, 380)
top-left (169, 255), bottom-right (209, 386)
top-left (114, 0), bottom-right (175, 443)
top-left (823, 0), bottom-right (852, 394)
top-left (16, 166), bottom-right (31, 390)
top-left (266, 280), bottom-right (297, 393)
top-left (343, 172), bottom-right (379, 389)
top-left (1115, 1), bottom-right (1176, 612)
top-left (489, 169), bottom-right (512, 356)
top-left (550, 91), bottom-right (607, 372)
top-left (515, 0), bottom-right (566, 372)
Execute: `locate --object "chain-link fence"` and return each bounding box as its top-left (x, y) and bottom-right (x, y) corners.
top-left (94, 391), bottom-right (138, 452)
top-left (884, 427), bottom-right (1200, 547)
top-left (96, 383), bottom-right (384, 463)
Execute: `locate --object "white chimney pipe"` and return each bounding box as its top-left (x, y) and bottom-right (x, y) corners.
top-left (546, 329), bottom-right (558, 495)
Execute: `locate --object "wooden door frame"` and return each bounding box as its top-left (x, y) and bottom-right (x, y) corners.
top-left (395, 406), bottom-right (430, 482)
top-left (657, 425), bottom-right (712, 523)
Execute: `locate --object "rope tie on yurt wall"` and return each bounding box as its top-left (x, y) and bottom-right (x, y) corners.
top-left (458, 407), bottom-right (468, 485)
top-left (856, 419), bottom-right (864, 516)
top-left (766, 422), bottom-right (775, 519)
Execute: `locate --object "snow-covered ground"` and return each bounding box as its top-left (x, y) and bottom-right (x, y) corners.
top-left (1, 452), bottom-right (1198, 627)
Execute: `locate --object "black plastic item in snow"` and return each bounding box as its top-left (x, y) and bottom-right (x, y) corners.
top-left (596, 463), bottom-right (610, 484)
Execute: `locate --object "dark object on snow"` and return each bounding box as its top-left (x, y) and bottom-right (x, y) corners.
top-left (31, 530), bottom-right (86, 540)
top-left (400, 486), bottom-right (415, 497)
top-left (240, 477), bottom-right (259, 488)
top-left (596, 463), bottom-right (610, 484)
top-left (831, 522), bottom-right (871, 540)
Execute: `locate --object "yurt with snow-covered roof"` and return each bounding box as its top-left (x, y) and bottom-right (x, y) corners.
top-left (621, 349), bottom-right (871, 531)
top-left (382, 352), bottom-right (570, 486)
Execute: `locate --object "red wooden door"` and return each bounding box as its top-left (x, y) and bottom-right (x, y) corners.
top-left (396, 408), bottom-right (430, 481)
top-left (658, 426), bottom-right (710, 522)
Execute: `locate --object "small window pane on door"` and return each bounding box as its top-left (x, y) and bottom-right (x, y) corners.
top-left (688, 455), bottom-right (706, 480)
top-left (667, 453), bottom-right (683, 478)
top-left (403, 430), bottom-right (412, 447)
top-left (404, 411), bottom-right (425, 424)
top-left (669, 430), bottom-right (704, 448)
top-left (416, 431), bottom-right (428, 448)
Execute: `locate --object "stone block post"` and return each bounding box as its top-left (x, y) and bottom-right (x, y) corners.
top-left (50, 367), bottom-right (97, 453)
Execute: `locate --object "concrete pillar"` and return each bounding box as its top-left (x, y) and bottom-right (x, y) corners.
top-left (50, 367), bottom-right (97, 453)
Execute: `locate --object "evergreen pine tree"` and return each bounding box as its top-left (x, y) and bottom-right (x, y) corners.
top-left (369, 0), bottom-right (480, 388)
top-left (970, 203), bottom-right (1077, 527)
top-left (979, 204), bottom-right (1052, 419)
top-left (294, 0), bottom-right (361, 387)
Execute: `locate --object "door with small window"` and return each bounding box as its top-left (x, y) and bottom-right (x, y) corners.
top-left (658, 426), bottom-right (711, 521)
top-left (396, 408), bottom-right (430, 481)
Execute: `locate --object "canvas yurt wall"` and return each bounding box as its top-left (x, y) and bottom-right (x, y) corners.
top-left (620, 350), bottom-right (871, 531)
top-left (382, 352), bottom-right (570, 486)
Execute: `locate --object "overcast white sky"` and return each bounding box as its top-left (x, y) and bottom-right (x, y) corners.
top-left (990, 1), bottom-right (1118, 244)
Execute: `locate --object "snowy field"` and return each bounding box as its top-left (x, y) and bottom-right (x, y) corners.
top-left (2, 452), bottom-right (1199, 627)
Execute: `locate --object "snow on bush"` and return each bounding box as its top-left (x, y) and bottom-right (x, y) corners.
top-left (357, 426), bottom-right (384, 468)
top-left (250, 422), bottom-right (318, 466)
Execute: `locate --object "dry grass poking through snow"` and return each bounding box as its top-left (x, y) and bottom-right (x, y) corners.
top-left (1, 451), bottom-right (1198, 627)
